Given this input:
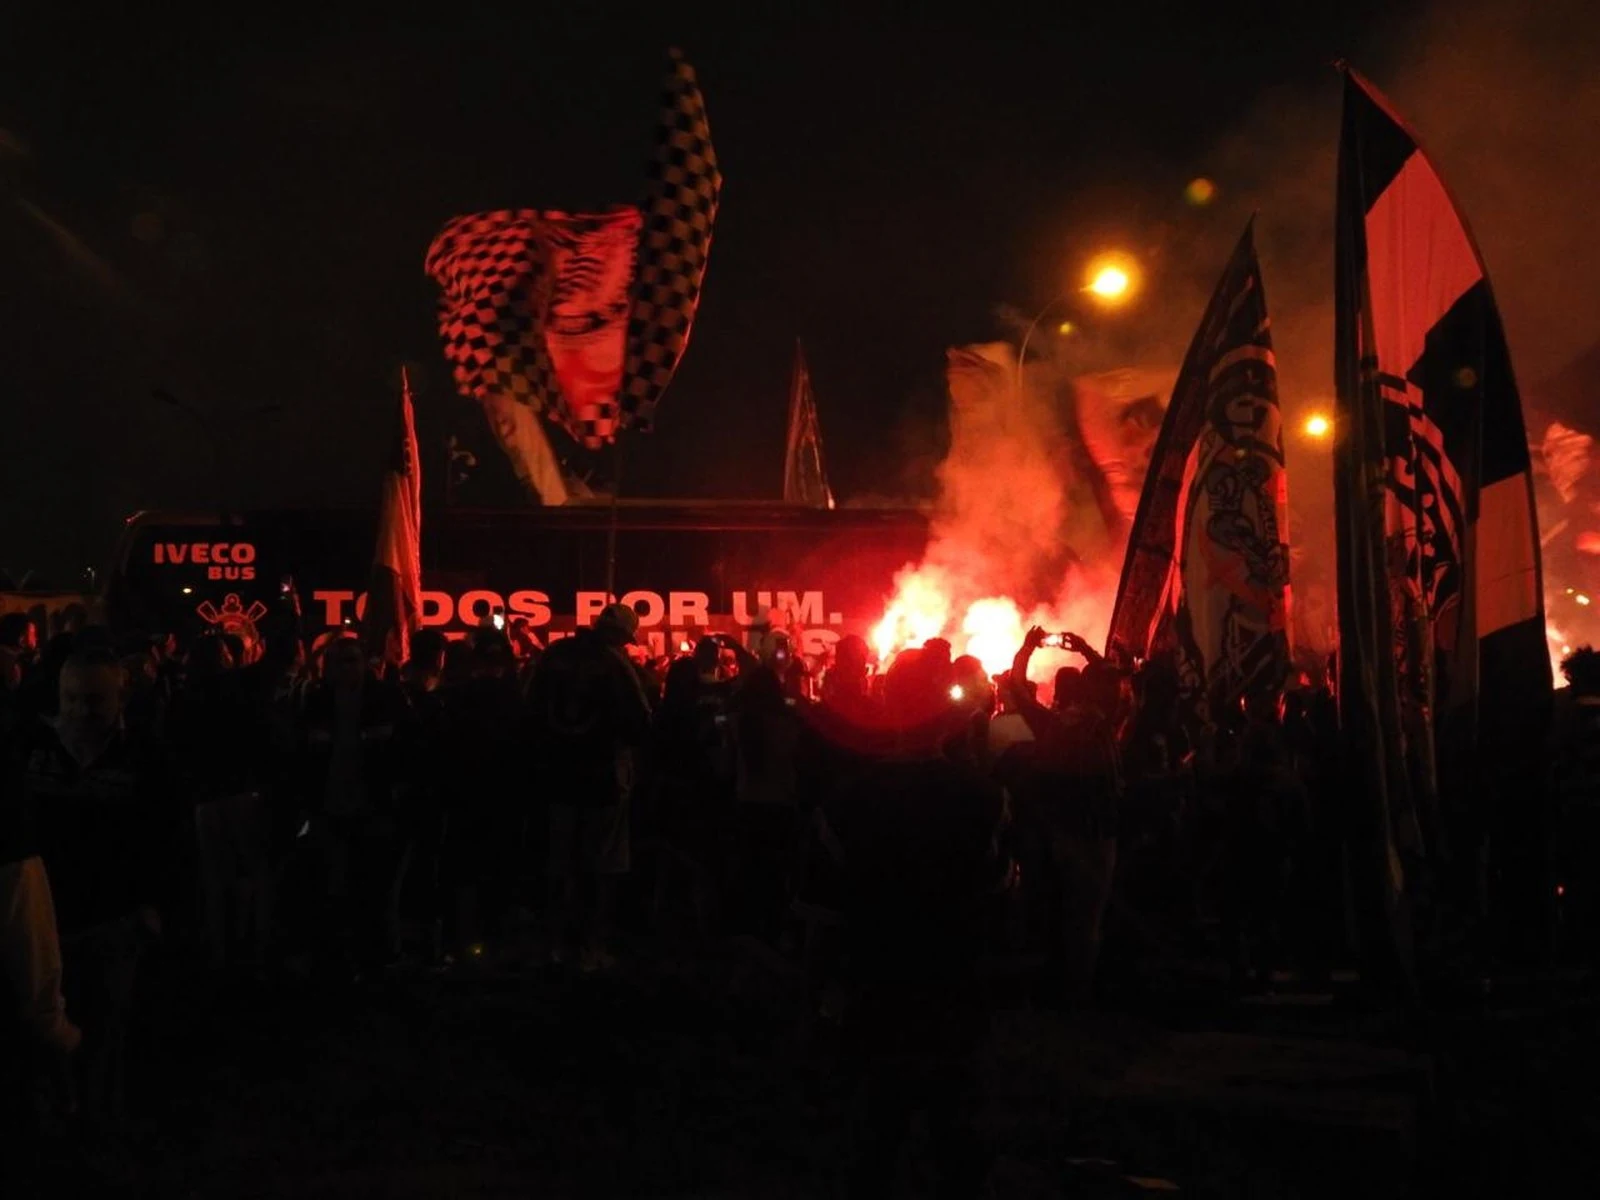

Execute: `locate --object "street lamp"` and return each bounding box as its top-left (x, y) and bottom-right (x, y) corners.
top-left (1082, 253), bottom-right (1139, 306)
top-left (1017, 249), bottom-right (1141, 390)
top-left (1016, 295), bottom-right (1079, 392)
top-left (1088, 265), bottom-right (1130, 299)
top-left (1303, 413), bottom-right (1332, 440)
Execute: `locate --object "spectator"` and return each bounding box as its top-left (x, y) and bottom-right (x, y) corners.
top-left (25, 650), bottom-right (180, 1121)
top-left (529, 604), bottom-right (652, 971)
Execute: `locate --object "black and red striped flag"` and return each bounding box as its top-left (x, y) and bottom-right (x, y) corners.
top-left (365, 370), bottom-right (423, 670)
top-left (1335, 68), bottom-right (1549, 972)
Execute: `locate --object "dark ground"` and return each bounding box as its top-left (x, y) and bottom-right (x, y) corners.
top-left (19, 925), bottom-right (1600, 1199)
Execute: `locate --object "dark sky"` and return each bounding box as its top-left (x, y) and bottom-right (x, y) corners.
top-left (1, 4), bottom-right (1420, 582)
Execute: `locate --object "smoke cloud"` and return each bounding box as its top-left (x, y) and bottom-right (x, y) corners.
top-left (1039, 0), bottom-right (1600, 658)
top-left (871, 343), bottom-right (1132, 683)
top-left (877, 0), bottom-right (1600, 677)
top-left (1170, 0), bottom-right (1600, 534)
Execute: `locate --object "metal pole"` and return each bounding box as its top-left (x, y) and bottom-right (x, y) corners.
top-left (1016, 293), bottom-right (1075, 395)
top-left (605, 432), bottom-right (624, 599)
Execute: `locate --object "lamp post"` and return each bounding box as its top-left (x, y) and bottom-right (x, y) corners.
top-left (1016, 294), bottom-right (1080, 392)
top-left (1016, 253), bottom-right (1139, 392)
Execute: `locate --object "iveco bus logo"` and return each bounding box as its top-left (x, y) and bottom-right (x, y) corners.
top-left (152, 541), bottom-right (258, 581)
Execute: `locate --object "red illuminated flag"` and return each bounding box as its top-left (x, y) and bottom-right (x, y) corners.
top-left (366, 370), bottom-right (423, 669)
top-left (1106, 220), bottom-right (1292, 731)
top-left (424, 51), bottom-right (720, 483)
top-left (1334, 68), bottom-right (1549, 972)
top-left (424, 208), bottom-right (637, 452)
top-left (620, 49), bottom-right (722, 432)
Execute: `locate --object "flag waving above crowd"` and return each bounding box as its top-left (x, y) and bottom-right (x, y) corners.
top-left (365, 370), bottom-right (423, 669)
top-left (783, 340), bottom-right (835, 509)
top-left (620, 50), bottom-right (722, 433)
top-left (424, 51), bottom-right (721, 499)
top-left (1334, 68), bottom-right (1549, 971)
top-left (1106, 220), bottom-right (1291, 730)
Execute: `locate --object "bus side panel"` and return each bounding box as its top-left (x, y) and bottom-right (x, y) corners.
top-left (111, 509), bottom-right (929, 660)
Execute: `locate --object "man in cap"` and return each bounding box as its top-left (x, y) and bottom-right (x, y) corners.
top-left (528, 602), bottom-right (653, 971)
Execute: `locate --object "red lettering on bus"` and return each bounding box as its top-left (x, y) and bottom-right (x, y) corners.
top-left (457, 590), bottom-right (502, 626)
top-left (620, 590), bottom-right (664, 627)
top-left (669, 592), bottom-right (709, 627)
top-left (575, 592), bottom-right (610, 626)
top-left (313, 590), bottom-right (354, 626)
top-left (508, 590), bottom-right (551, 626)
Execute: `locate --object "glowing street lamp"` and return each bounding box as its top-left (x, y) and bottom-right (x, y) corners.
top-left (1088, 265), bottom-right (1130, 299)
top-left (1083, 253), bottom-right (1138, 307)
top-left (1303, 413), bottom-right (1331, 439)
top-left (1017, 251), bottom-right (1141, 386)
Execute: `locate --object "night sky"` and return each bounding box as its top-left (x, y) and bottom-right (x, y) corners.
top-left (0, 2), bottom-right (1460, 583)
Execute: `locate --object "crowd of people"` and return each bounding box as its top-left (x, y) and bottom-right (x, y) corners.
top-left (2, 592), bottom-right (1592, 1195)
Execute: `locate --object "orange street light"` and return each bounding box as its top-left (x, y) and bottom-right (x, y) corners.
top-left (1083, 253), bottom-right (1139, 307)
top-left (1088, 265), bottom-right (1130, 299)
top-left (1304, 413), bottom-right (1331, 439)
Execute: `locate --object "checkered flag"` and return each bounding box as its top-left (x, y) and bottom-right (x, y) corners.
top-left (425, 208), bottom-right (560, 419)
top-left (621, 49), bottom-right (722, 431)
top-left (425, 52), bottom-right (720, 461)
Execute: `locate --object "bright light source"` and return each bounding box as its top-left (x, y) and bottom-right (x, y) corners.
top-left (1577, 593), bottom-right (1592, 607)
top-left (1088, 266), bottom-right (1130, 299)
top-left (181, 586), bottom-right (193, 595)
top-left (1304, 414), bottom-right (1331, 438)
top-left (949, 684), bottom-right (966, 702)
top-left (1056, 320), bottom-right (1076, 336)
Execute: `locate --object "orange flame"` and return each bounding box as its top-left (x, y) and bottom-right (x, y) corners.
top-left (871, 562), bottom-right (1118, 690)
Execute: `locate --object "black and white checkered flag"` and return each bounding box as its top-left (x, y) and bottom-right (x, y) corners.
top-left (425, 208), bottom-right (559, 420)
top-left (621, 49), bottom-right (723, 432)
top-left (426, 52), bottom-right (720, 460)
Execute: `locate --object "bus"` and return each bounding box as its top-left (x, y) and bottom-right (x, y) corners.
top-left (105, 503), bottom-right (932, 661)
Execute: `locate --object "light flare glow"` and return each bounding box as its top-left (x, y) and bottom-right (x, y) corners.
top-left (871, 563), bottom-right (1117, 691)
top-left (1088, 266), bottom-right (1131, 299)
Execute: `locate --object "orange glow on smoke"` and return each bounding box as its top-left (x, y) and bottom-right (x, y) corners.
top-left (962, 597), bottom-right (1027, 677)
top-left (871, 563), bottom-right (1117, 690)
top-left (871, 569), bottom-right (952, 663)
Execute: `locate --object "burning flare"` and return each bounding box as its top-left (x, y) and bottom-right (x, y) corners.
top-left (871, 563), bottom-right (1117, 687)
top-left (869, 342), bottom-right (1127, 693)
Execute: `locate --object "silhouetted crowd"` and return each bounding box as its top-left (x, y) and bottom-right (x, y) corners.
top-left (3, 596), bottom-right (1596, 1195)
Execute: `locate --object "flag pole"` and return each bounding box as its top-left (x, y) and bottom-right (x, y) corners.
top-left (605, 432), bottom-right (623, 599)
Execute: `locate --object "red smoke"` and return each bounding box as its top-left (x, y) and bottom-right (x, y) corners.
top-left (870, 343), bottom-right (1164, 686)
